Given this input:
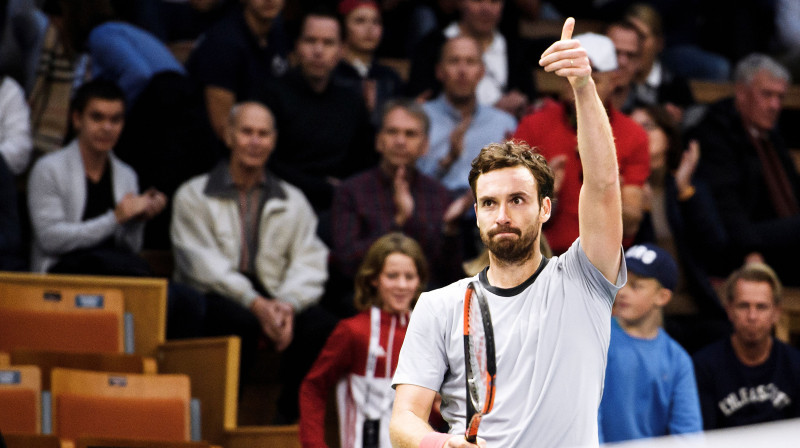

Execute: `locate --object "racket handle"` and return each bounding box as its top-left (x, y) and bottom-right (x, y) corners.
top-left (465, 414), bottom-right (481, 444)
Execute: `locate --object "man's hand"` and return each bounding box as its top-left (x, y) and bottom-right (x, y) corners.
top-left (549, 154), bottom-right (567, 196)
top-left (674, 140), bottom-right (700, 194)
top-left (444, 436), bottom-right (487, 447)
top-left (415, 89), bottom-right (434, 104)
top-left (439, 114), bottom-right (472, 176)
top-left (664, 102), bottom-right (684, 125)
top-left (493, 90), bottom-right (529, 118)
top-left (442, 192), bottom-right (473, 234)
top-left (363, 79), bottom-right (378, 113)
top-left (189, 0), bottom-right (220, 12)
top-left (114, 193), bottom-right (149, 224)
top-left (274, 301), bottom-right (294, 352)
top-left (141, 188), bottom-right (168, 220)
top-left (251, 297), bottom-right (294, 352)
top-left (539, 18), bottom-right (591, 89)
top-left (393, 165), bottom-right (415, 227)
top-left (745, 252), bottom-right (765, 265)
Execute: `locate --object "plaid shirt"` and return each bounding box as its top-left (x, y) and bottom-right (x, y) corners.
top-left (331, 166), bottom-right (461, 287)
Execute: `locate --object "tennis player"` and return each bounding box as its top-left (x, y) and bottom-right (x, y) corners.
top-left (389, 17), bottom-right (626, 448)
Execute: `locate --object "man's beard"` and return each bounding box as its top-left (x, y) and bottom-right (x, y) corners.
top-left (480, 222), bottom-right (539, 265)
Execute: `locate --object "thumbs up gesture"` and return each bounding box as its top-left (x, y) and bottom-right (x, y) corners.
top-left (538, 18), bottom-right (591, 89)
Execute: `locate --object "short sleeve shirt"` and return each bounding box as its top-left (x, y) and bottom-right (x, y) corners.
top-left (393, 239), bottom-right (626, 447)
top-left (186, 8), bottom-right (289, 100)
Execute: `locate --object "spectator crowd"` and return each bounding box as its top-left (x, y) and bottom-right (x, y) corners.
top-left (1, 0), bottom-right (799, 446)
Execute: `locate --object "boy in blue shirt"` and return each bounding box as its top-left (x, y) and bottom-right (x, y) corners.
top-left (599, 243), bottom-right (702, 443)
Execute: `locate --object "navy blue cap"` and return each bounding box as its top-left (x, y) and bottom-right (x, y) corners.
top-left (624, 243), bottom-right (678, 291)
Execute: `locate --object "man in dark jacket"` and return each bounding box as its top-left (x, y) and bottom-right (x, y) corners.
top-left (689, 54), bottom-right (800, 284)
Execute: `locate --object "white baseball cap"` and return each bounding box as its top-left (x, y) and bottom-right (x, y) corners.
top-left (574, 32), bottom-right (618, 72)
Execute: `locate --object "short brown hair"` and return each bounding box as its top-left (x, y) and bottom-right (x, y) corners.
top-left (353, 233), bottom-right (430, 311)
top-left (724, 263), bottom-right (783, 305)
top-left (468, 140), bottom-right (554, 204)
top-left (380, 98), bottom-right (430, 136)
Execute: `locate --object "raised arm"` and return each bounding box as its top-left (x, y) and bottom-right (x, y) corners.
top-left (539, 18), bottom-right (622, 281)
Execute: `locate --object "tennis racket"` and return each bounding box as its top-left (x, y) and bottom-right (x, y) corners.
top-left (463, 280), bottom-right (497, 444)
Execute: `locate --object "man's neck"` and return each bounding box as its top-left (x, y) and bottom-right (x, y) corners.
top-left (244, 9), bottom-right (273, 44)
top-left (445, 93), bottom-right (477, 118)
top-left (79, 144), bottom-right (109, 182)
top-left (739, 113), bottom-right (769, 139)
top-left (344, 48), bottom-right (371, 68)
top-left (731, 334), bottom-right (773, 367)
top-left (486, 250), bottom-right (542, 289)
top-left (617, 311), bottom-right (661, 339)
top-left (229, 162), bottom-right (264, 191)
top-left (302, 71), bottom-right (330, 94)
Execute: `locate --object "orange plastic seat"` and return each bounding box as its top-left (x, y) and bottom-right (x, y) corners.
top-left (0, 365), bottom-right (42, 434)
top-left (50, 368), bottom-right (191, 443)
top-left (0, 286), bottom-right (125, 353)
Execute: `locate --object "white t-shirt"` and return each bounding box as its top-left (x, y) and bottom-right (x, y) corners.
top-left (393, 239), bottom-right (626, 447)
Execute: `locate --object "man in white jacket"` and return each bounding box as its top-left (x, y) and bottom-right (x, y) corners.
top-left (28, 79), bottom-right (166, 274)
top-left (171, 101), bottom-right (331, 423)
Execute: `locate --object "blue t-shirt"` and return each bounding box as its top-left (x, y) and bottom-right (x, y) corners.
top-left (693, 337), bottom-right (800, 429)
top-left (599, 318), bottom-right (702, 443)
top-left (87, 22), bottom-right (185, 105)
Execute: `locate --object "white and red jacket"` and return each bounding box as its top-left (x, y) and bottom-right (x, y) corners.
top-left (299, 308), bottom-right (409, 448)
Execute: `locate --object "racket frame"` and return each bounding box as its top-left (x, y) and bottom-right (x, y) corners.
top-left (462, 280), bottom-right (497, 443)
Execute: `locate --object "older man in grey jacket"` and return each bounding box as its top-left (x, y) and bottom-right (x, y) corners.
top-left (171, 101), bottom-right (331, 423)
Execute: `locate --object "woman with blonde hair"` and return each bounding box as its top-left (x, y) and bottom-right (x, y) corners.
top-left (299, 233), bottom-right (428, 448)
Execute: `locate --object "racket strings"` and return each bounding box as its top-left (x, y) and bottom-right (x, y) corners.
top-left (468, 295), bottom-right (489, 407)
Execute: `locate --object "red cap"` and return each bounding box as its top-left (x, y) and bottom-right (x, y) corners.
top-left (338, 0), bottom-right (379, 17)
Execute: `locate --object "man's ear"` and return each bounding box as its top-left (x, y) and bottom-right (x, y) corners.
top-left (71, 109), bottom-right (81, 133)
top-left (770, 302), bottom-right (782, 328)
top-left (223, 123), bottom-right (235, 149)
top-left (656, 288), bottom-right (672, 307)
top-left (540, 197), bottom-right (552, 222)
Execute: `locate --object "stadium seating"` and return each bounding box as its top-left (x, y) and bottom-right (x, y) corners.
top-left (0, 272), bottom-right (241, 446)
top-left (1, 434), bottom-right (61, 448)
top-left (75, 436), bottom-right (210, 448)
top-left (224, 425), bottom-right (302, 448)
top-left (10, 349), bottom-right (157, 389)
top-left (50, 368), bottom-right (193, 443)
top-left (0, 285), bottom-right (127, 354)
top-left (157, 337), bottom-right (241, 445)
top-left (0, 365), bottom-right (42, 435)
top-left (0, 272), bottom-right (168, 357)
